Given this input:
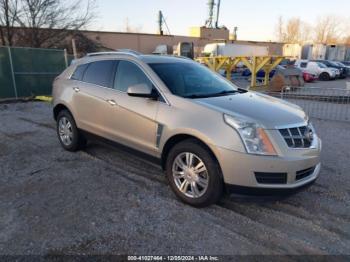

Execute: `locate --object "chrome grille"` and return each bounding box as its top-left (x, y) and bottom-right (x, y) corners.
top-left (279, 125), bottom-right (313, 148)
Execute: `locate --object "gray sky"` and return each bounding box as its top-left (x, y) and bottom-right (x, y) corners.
top-left (92, 0), bottom-right (350, 41)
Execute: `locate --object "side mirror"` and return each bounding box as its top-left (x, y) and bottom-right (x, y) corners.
top-left (127, 83), bottom-right (158, 99)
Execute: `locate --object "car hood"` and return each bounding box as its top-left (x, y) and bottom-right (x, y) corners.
top-left (195, 92), bottom-right (308, 129)
top-left (328, 67), bottom-right (339, 72)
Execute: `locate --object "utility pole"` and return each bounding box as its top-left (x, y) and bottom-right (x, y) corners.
top-left (157, 11), bottom-right (171, 35)
top-left (158, 11), bottom-right (163, 35)
top-left (233, 27), bottom-right (238, 40)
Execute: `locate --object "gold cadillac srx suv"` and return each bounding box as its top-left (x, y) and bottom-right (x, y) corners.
top-left (52, 51), bottom-right (322, 207)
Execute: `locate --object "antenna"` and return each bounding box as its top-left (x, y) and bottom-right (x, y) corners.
top-left (205, 0), bottom-right (215, 28)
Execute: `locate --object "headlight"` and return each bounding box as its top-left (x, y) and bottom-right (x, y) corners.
top-left (224, 114), bottom-right (277, 156)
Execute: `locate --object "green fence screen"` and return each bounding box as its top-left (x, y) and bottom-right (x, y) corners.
top-left (0, 46), bottom-right (69, 99)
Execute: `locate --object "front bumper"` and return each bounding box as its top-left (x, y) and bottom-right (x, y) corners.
top-left (216, 146), bottom-right (321, 189)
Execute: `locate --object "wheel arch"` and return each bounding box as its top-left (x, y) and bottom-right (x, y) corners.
top-left (319, 71), bottom-right (330, 80)
top-left (160, 134), bottom-right (223, 178)
top-left (53, 103), bottom-right (74, 121)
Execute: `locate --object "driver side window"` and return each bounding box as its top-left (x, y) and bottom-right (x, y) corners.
top-left (114, 60), bottom-right (153, 92)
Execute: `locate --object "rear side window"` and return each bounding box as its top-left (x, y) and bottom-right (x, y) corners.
top-left (83, 60), bottom-right (116, 87)
top-left (114, 61), bottom-right (153, 92)
top-left (300, 62), bottom-right (308, 68)
top-left (71, 64), bottom-right (88, 81)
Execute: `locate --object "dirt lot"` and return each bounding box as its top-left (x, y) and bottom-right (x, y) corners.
top-left (0, 102), bottom-right (349, 255)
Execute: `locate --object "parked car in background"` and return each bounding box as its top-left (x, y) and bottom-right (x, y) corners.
top-left (52, 51), bottom-right (322, 207)
top-left (295, 60), bottom-right (339, 81)
top-left (312, 60), bottom-right (347, 79)
top-left (303, 72), bottom-right (317, 82)
top-left (336, 61), bottom-right (350, 76)
top-left (278, 59), bottom-right (296, 68)
top-left (241, 68), bottom-right (276, 78)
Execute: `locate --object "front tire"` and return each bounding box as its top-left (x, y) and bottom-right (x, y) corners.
top-left (319, 72), bottom-right (330, 81)
top-left (165, 139), bottom-right (224, 207)
top-left (56, 110), bottom-right (86, 152)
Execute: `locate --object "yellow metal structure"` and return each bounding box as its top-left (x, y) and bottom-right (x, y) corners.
top-left (196, 56), bottom-right (285, 88)
top-left (35, 96), bottom-right (52, 102)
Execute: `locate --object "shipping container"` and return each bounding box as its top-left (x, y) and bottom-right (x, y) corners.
top-left (283, 44), bottom-right (302, 59)
top-left (301, 44), bottom-right (327, 60)
top-left (326, 45), bottom-right (347, 61)
top-left (345, 47), bottom-right (350, 61)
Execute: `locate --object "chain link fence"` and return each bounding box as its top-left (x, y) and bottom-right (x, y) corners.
top-left (0, 46), bottom-right (73, 99)
top-left (280, 86), bottom-right (350, 122)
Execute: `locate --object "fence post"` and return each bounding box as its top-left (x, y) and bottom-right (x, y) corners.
top-left (64, 48), bottom-right (68, 68)
top-left (7, 46), bottom-right (18, 99)
top-left (72, 38), bottom-right (78, 59)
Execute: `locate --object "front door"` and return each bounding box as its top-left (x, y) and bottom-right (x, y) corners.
top-left (103, 60), bottom-right (160, 155)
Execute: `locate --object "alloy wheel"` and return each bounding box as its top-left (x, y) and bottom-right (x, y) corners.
top-left (172, 152), bottom-right (209, 198)
top-left (58, 117), bottom-right (73, 146)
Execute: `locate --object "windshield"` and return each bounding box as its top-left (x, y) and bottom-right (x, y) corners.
top-left (317, 62), bottom-right (327, 68)
top-left (329, 61), bottom-right (339, 67)
top-left (148, 62), bottom-right (238, 98)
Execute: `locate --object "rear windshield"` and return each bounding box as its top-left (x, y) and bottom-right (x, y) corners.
top-left (148, 62), bottom-right (238, 98)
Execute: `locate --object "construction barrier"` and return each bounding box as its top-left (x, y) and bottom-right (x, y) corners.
top-left (0, 46), bottom-right (72, 99)
top-left (280, 87), bottom-right (350, 122)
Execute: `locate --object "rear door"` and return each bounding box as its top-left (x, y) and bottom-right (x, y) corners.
top-left (71, 60), bottom-right (117, 136)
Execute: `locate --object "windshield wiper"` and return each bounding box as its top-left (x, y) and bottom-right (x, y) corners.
top-left (184, 94), bottom-right (212, 99)
top-left (212, 90), bottom-right (238, 96)
top-left (184, 90), bottom-right (238, 99)
top-left (200, 90), bottom-right (238, 98)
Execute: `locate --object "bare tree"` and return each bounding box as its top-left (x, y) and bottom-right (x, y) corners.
top-left (275, 16), bottom-right (285, 42)
top-left (301, 22), bottom-right (313, 43)
top-left (344, 36), bottom-right (350, 45)
top-left (275, 17), bottom-right (312, 44)
top-left (284, 18), bottom-right (303, 43)
top-left (314, 15), bottom-right (342, 44)
top-left (123, 17), bottom-right (142, 33)
top-left (15, 0), bottom-right (96, 48)
top-left (61, 32), bottom-right (112, 57)
top-left (0, 0), bottom-right (20, 46)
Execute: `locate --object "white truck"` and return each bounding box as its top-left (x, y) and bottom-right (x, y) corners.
top-left (202, 43), bottom-right (269, 57)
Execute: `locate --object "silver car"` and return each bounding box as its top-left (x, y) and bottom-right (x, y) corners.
top-left (52, 51), bottom-right (322, 207)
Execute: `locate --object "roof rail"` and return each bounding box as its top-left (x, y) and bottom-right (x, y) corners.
top-left (116, 49), bottom-right (143, 55)
top-left (86, 50), bottom-right (142, 58)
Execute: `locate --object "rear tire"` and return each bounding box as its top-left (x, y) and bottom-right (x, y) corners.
top-left (319, 72), bottom-right (330, 81)
top-left (165, 139), bottom-right (223, 207)
top-left (56, 110), bottom-right (87, 152)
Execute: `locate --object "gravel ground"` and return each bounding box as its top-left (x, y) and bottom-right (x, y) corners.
top-left (304, 78), bottom-right (350, 89)
top-left (0, 102), bottom-right (349, 255)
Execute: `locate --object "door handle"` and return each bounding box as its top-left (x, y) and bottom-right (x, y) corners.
top-left (73, 87), bottom-right (80, 93)
top-left (107, 99), bottom-right (117, 106)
